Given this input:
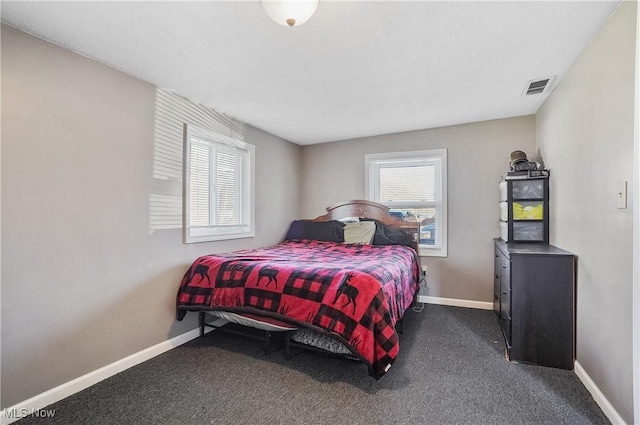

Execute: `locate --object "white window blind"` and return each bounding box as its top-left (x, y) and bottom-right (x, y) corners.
top-left (378, 160), bottom-right (436, 204)
top-left (365, 149), bottom-right (447, 257)
top-left (184, 124), bottom-right (254, 243)
top-left (149, 88), bottom-right (254, 243)
top-left (188, 139), bottom-right (244, 227)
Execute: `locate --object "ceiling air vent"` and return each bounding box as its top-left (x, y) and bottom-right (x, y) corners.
top-left (523, 77), bottom-right (554, 96)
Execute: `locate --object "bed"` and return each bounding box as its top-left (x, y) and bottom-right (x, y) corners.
top-left (176, 200), bottom-right (421, 379)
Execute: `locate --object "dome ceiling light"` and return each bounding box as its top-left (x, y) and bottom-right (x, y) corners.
top-left (261, 0), bottom-right (319, 27)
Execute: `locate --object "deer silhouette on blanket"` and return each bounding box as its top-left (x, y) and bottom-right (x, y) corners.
top-left (191, 264), bottom-right (210, 285)
top-left (332, 273), bottom-right (358, 314)
top-left (257, 267), bottom-right (279, 289)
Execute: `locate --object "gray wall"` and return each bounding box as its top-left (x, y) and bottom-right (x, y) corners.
top-left (300, 117), bottom-right (536, 302)
top-left (1, 25), bottom-right (301, 408)
top-left (536, 2), bottom-right (636, 422)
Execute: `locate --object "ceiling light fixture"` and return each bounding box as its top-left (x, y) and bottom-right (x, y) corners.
top-left (261, 0), bottom-right (319, 27)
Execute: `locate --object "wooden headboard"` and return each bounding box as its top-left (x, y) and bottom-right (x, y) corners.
top-left (312, 200), bottom-right (420, 250)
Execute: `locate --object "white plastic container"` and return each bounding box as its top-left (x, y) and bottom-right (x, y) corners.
top-left (499, 201), bottom-right (508, 222)
top-left (499, 221), bottom-right (508, 241)
top-left (499, 180), bottom-right (508, 201)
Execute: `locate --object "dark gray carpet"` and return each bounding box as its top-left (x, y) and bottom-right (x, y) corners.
top-left (17, 305), bottom-right (609, 424)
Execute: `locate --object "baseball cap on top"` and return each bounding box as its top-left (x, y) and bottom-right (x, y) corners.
top-left (510, 150), bottom-right (528, 165)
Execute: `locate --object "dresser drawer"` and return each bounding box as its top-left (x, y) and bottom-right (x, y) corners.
top-left (499, 256), bottom-right (511, 318)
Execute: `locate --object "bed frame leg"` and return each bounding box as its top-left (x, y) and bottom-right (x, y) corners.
top-left (263, 331), bottom-right (272, 355)
top-left (285, 332), bottom-right (292, 359)
top-left (199, 312), bottom-right (205, 336)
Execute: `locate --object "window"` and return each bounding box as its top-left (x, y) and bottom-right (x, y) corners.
top-left (365, 149), bottom-right (447, 257)
top-left (183, 124), bottom-right (255, 243)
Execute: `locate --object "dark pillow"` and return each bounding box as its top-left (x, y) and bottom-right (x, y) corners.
top-left (285, 220), bottom-right (345, 242)
top-left (362, 218), bottom-right (413, 246)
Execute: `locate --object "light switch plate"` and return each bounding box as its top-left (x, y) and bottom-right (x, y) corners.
top-left (617, 181), bottom-right (628, 209)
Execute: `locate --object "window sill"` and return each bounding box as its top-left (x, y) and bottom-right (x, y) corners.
top-left (184, 231), bottom-right (255, 244)
top-left (418, 247), bottom-right (447, 258)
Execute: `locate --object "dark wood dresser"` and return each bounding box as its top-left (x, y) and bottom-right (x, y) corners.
top-left (493, 239), bottom-right (576, 369)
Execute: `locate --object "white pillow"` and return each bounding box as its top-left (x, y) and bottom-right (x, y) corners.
top-left (343, 221), bottom-right (376, 244)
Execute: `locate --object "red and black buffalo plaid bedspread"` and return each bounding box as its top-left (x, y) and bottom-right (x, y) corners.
top-left (176, 240), bottom-right (420, 378)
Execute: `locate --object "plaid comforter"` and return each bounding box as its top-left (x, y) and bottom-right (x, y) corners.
top-left (176, 240), bottom-right (420, 378)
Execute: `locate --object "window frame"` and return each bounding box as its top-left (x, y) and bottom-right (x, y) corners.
top-left (182, 123), bottom-right (255, 243)
top-left (365, 149), bottom-right (448, 257)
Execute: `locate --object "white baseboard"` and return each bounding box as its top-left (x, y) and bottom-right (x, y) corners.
top-left (574, 360), bottom-right (627, 425)
top-left (0, 321), bottom-right (222, 425)
top-left (418, 295), bottom-right (493, 310)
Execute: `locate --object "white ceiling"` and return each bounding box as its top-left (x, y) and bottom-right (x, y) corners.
top-left (1, 1), bottom-right (621, 145)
